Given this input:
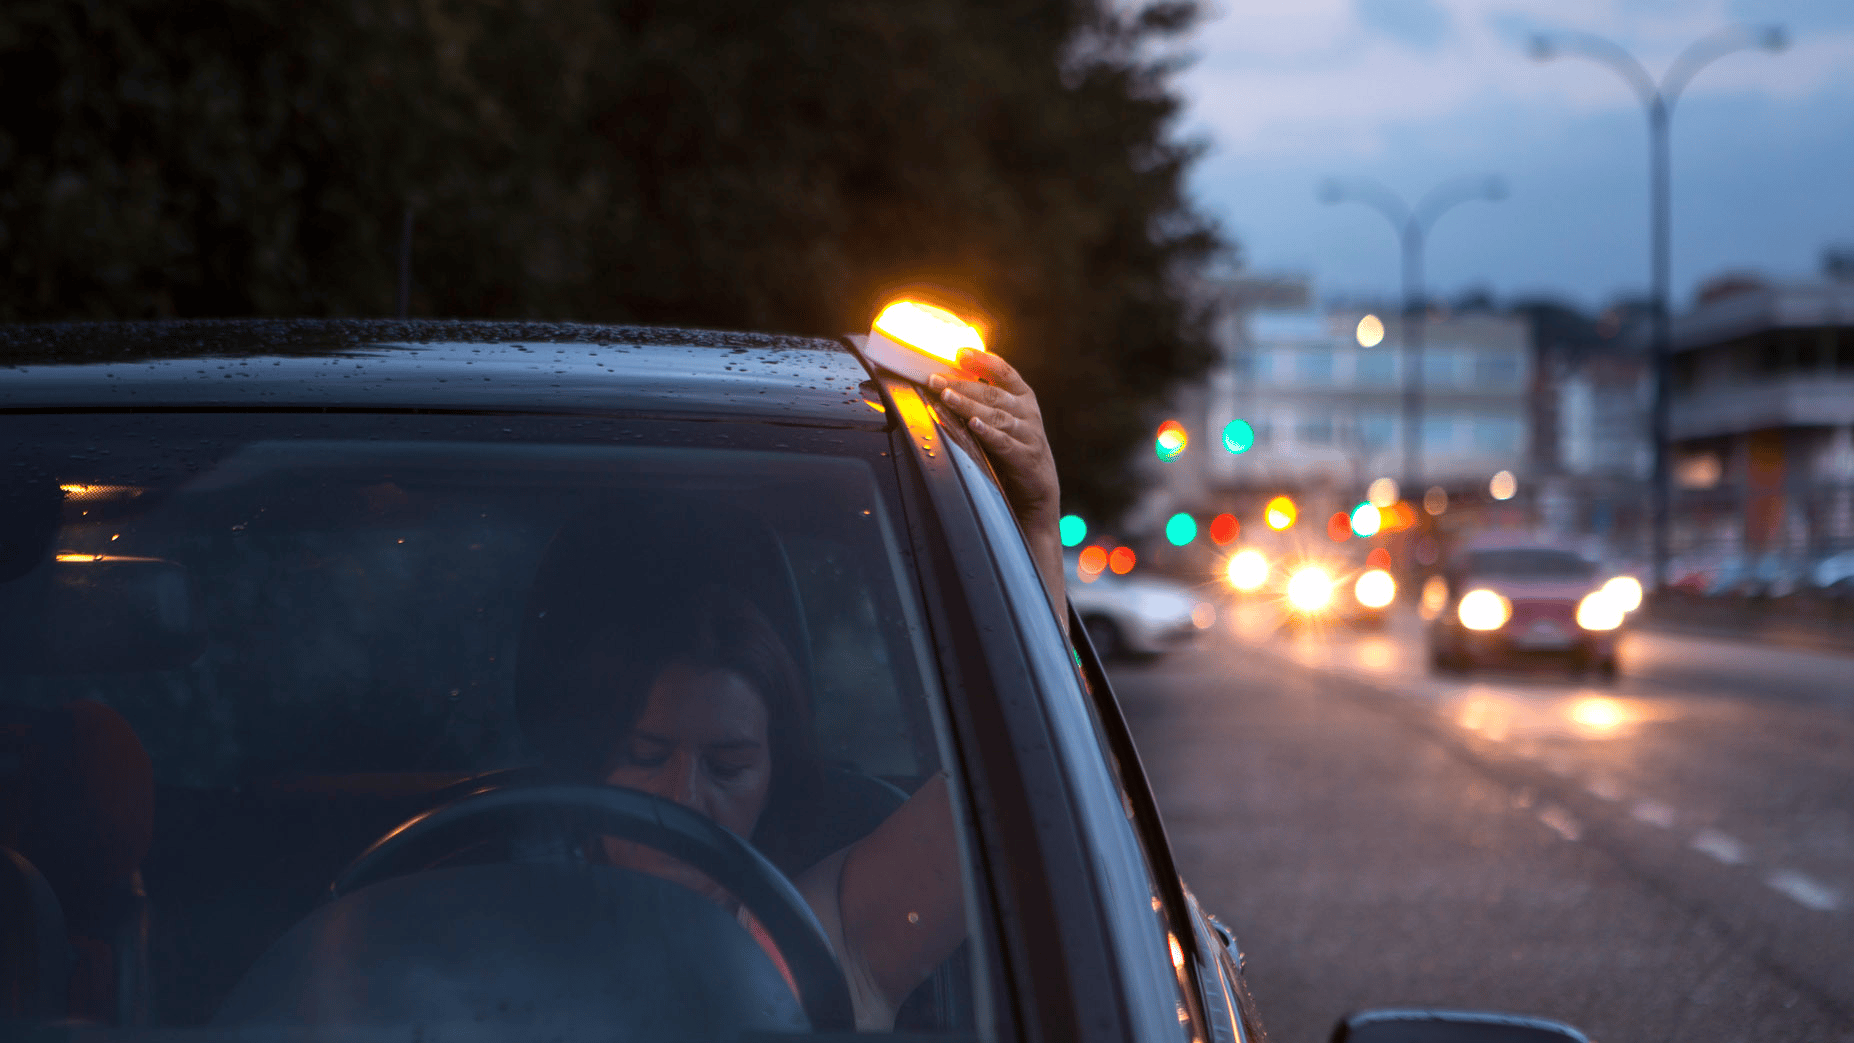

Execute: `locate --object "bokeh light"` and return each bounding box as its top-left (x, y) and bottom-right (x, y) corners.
top-left (1423, 486), bottom-right (1449, 515)
top-left (1576, 590), bottom-right (1624, 631)
top-left (1366, 477), bottom-right (1399, 508)
top-left (1286, 566), bottom-right (1334, 612)
top-left (1356, 313), bottom-right (1385, 348)
top-left (1350, 502), bottom-right (1382, 538)
top-left (1326, 511), bottom-right (1351, 542)
top-left (1366, 547), bottom-right (1392, 570)
top-left (1155, 420), bottom-right (1188, 461)
top-left (1354, 569), bottom-right (1396, 609)
top-left (1420, 575), bottom-right (1449, 620)
top-left (1059, 514), bottom-right (1087, 547)
top-left (1221, 419), bottom-right (1255, 455)
top-left (1265, 496), bottom-right (1297, 531)
top-left (1164, 512), bottom-right (1198, 547)
top-left (1109, 546), bottom-right (1137, 575)
top-left (1226, 548), bottom-right (1268, 592)
top-left (1209, 513), bottom-right (1240, 545)
top-left (1489, 470), bottom-right (1518, 501)
top-left (1078, 545), bottom-right (1108, 580)
top-left (1191, 603), bottom-right (1217, 629)
top-left (1602, 575), bottom-right (1644, 612)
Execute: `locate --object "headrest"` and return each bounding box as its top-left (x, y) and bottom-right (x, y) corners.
top-left (0, 700), bottom-right (154, 929)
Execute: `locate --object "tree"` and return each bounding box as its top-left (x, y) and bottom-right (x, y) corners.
top-left (0, 0), bottom-right (1227, 522)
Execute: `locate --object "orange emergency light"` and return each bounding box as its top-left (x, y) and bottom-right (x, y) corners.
top-left (863, 299), bottom-right (988, 384)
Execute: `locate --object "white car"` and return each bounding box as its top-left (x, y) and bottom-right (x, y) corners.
top-left (1067, 555), bottom-right (1215, 658)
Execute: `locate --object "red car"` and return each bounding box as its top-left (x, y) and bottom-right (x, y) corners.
top-left (1427, 539), bottom-right (1624, 678)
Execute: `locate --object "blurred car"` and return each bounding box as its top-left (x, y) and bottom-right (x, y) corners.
top-left (1223, 535), bottom-right (1398, 629)
top-left (1428, 538), bottom-right (1627, 677)
top-left (1813, 549), bottom-right (1854, 600)
top-left (1068, 553), bottom-right (1215, 657)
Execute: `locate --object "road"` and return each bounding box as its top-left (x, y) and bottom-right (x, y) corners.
top-left (1110, 604), bottom-right (1854, 1043)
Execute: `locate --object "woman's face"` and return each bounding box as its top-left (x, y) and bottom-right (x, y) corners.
top-left (601, 662), bottom-right (773, 894)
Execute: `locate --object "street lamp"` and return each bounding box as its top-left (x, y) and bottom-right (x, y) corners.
top-left (1529, 25), bottom-right (1786, 592)
top-left (1318, 174), bottom-right (1506, 495)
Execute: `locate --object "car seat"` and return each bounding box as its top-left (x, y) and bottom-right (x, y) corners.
top-left (0, 699), bottom-right (154, 1023)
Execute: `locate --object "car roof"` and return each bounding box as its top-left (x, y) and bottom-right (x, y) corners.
top-left (0, 319), bottom-right (884, 428)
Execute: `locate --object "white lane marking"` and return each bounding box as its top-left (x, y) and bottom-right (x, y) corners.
top-left (1764, 870), bottom-right (1842, 912)
top-left (1584, 777), bottom-right (1622, 802)
top-left (1630, 800), bottom-right (1675, 828)
top-left (1690, 829), bottom-right (1748, 865)
top-left (1538, 805), bottom-right (1582, 841)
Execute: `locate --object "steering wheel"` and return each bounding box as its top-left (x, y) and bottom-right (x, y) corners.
top-left (334, 782), bottom-right (855, 1031)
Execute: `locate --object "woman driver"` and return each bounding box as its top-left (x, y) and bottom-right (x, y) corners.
top-left (562, 348), bottom-right (1065, 1030)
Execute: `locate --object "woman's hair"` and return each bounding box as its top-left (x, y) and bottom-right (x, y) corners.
top-left (541, 585), bottom-right (817, 825)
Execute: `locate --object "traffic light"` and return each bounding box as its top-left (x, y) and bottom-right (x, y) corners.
top-left (1155, 420), bottom-right (1188, 461)
top-left (1164, 513), bottom-right (1197, 547)
top-left (1209, 513), bottom-right (1240, 545)
top-left (1221, 419), bottom-right (1255, 455)
top-left (1060, 515), bottom-right (1087, 547)
top-left (1350, 502), bottom-right (1382, 538)
top-left (1265, 496), bottom-right (1297, 531)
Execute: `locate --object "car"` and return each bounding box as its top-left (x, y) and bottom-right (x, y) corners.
top-left (1427, 537), bottom-right (1628, 678)
top-left (1066, 552), bottom-right (1215, 658)
top-left (1, 316), bottom-right (1590, 1043)
top-left (1222, 531), bottom-right (1400, 630)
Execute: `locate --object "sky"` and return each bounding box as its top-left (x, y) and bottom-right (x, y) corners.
top-left (1174, 0), bottom-right (1854, 313)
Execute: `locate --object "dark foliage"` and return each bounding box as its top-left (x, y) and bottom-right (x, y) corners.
top-left (0, 0), bottom-right (1226, 520)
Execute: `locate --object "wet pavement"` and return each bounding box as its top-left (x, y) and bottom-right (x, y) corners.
top-left (1111, 603), bottom-right (1854, 1043)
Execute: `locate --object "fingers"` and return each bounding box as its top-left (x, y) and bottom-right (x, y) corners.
top-left (954, 347), bottom-right (1030, 395)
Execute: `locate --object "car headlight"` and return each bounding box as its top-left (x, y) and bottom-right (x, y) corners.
top-left (1576, 590), bottom-right (1625, 631)
top-left (1457, 589), bottom-right (1511, 631)
top-left (1286, 566), bottom-right (1334, 612)
top-left (1226, 548), bottom-right (1268, 592)
top-left (1353, 568), bottom-right (1396, 609)
top-left (1600, 575), bottom-right (1643, 613)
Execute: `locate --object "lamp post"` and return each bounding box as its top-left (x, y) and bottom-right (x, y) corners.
top-left (1529, 26), bottom-right (1786, 592)
top-left (1319, 175), bottom-right (1506, 496)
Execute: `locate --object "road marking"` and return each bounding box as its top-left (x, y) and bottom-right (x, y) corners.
top-left (1538, 805), bottom-right (1582, 841)
top-left (1764, 870), bottom-right (1841, 912)
top-left (1690, 829), bottom-right (1747, 865)
top-left (1629, 800), bottom-right (1675, 828)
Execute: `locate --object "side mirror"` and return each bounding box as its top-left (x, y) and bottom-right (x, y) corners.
top-left (0, 555), bottom-right (206, 674)
top-left (1331, 1008), bottom-right (1589, 1043)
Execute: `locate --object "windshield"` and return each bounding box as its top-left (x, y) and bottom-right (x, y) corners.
top-left (1463, 549), bottom-right (1597, 582)
top-left (1, 411), bottom-right (979, 1041)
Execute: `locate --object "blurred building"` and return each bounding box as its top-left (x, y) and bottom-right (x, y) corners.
top-left (1213, 303), bottom-right (1531, 497)
top-left (1129, 273), bottom-right (1534, 557)
top-left (1667, 273), bottom-right (1854, 556)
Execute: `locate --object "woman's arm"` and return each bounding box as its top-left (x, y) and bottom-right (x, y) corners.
top-left (929, 349), bottom-right (1067, 632)
top-left (828, 772), bottom-right (966, 1008)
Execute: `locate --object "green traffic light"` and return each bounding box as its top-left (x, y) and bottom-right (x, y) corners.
top-left (1164, 512), bottom-right (1197, 547)
top-left (1060, 515), bottom-right (1087, 547)
top-left (1222, 419), bottom-right (1255, 455)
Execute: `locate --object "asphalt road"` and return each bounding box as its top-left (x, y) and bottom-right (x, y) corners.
top-left (1109, 604), bottom-right (1854, 1043)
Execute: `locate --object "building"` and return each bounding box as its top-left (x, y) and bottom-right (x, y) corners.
top-left (1210, 304), bottom-right (1532, 499)
top-left (1128, 273), bottom-right (1534, 558)
top-left (1667, 276), bottom-right (1854, 556)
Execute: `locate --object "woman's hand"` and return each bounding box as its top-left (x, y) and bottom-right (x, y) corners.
top-left (929, 349), bottom-right (1067, 630)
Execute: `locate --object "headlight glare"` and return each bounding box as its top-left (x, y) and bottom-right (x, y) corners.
top-left (1286, 566), bottom-right (1334, 612)
top-left (1226, 548), bottom-right (1269, 592)
top-left (1576, 590), bottom-right (1625, 631)
top-left (1601, 575), bottom-right (1643, 613)
top-left (1457, 589), bottom-right (1511, 631)
top-left (1354, 568), bottom-right (1396, 609)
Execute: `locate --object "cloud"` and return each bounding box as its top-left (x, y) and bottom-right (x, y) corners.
top-left (1180, 0), bottom-right (1854, 159)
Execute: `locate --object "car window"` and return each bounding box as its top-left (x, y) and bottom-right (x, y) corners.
top-left (946, 439), bottom-right (1199, 1043)
top-left (1, 410), bottom-right (981, 1040)
top-left (1465, 548), bottom-right (1597, 580)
